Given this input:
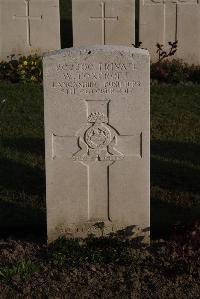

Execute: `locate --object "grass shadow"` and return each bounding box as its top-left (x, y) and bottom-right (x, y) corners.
top-left (0, 200), bottom-right (46, 241)
top-left (151, 200), bottom-right (198, 239)
top-left (1, 137), bottom-right (200, 241)
top-left (0, 137), bottom-right (46, 240)
top-left (151, 140), bottom-right (200, 239)
top-left (151, 157), bottom-right (200, 194)
top-left (151, 140), bottom-right (200, 168)
top-left (0, 157), bottom-right (45, 198)
top-left (151, 140), bottom-right (200, 194)
top-left (1, 137), bottom-right (44, 156)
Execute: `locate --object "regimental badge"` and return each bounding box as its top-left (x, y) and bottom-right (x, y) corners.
top-left (73, 112), bottom-right (124, 162)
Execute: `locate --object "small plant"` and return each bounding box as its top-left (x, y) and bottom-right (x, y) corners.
top-left (50, 237), bottom-right (86, 267)
top-left (17, 54), bottom-right (42, 83)
top-left (0, 54), bottom-right (42, 83)
top-left (0, 260), bottom-right (39, 283)
top-left (132, 41), bottom-right (143, 48)
top-left (0, 59), bottom-right (19, 82)
top-left (156, 41), bottom-right (178, 63)
top-left (0, 98), bottom-right (6, 114)
top-left (94, 221), bottom-right (105, 236)
top-left (151, 59), bottom-right (189, 84)
top-left (188, 65), bottom-right (200, 84)
top-left (150, 40), bottom-right (195, 84)
top-left (52, 252), bottom-right (67, 266)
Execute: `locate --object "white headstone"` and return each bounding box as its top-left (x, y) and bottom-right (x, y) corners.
top-left (72, 0), bottom-right (135, 47)
top-left (0, 0), bottom-right (60, 60)
top-left (43, 46), bottom-right (150, 243)
top-left (140, 0), bottom-right (200, 64)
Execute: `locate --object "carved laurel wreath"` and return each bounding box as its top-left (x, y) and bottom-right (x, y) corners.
top-left (87, 112), bottom-right (108, 124)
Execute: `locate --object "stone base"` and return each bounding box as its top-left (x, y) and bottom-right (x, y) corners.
top-left (48, 221), bottom-right (150, 244)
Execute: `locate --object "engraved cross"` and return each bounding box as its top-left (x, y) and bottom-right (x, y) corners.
top-left (53, 100), bottom-right (142, 223)
top-left (13, 0), bottom-right (43, 46)
top-left (142, 0), bottom-right (198, 45)
top-left (89, 2), bottom-right (119, 45)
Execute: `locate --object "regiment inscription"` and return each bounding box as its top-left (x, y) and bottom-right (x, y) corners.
top-left (53, 61), bottom-right (141, 95)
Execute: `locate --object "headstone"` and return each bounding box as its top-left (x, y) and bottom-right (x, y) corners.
top-left (43, 46), bottom-right (150, 243)
top-left (72, 0), bottom-right (135, 47)
top-left (0, 0), bottom-right (60, 61)
top-left (140, 0), bottom-right (200, 64)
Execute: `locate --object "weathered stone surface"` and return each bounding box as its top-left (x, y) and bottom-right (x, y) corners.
top-left (0, 0), bottom-right (60, 60)
top-left (140, 0), bottom-right (200, 64)
top-left (43, 46), bottom-right (150, 243)
top-left (72, 0), bottom-right (135, 47)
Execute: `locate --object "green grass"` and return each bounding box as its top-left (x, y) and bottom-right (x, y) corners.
top-left (0, 82), bottom-right (200, 239)
top-left (151, 85), bottom-right (200, 237)
top-left (0, 82), bottom-right (45, 239)
top-left (0, 260), bottom-right (39, 283)
top-left (50, 236), bottom-right (150, 267)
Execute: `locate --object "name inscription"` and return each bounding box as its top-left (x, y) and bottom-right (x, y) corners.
top-left (52, 62), bottom-right (141, 96)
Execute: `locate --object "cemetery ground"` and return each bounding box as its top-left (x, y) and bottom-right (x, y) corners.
top-left (0, 82), bottom-right (199, 297)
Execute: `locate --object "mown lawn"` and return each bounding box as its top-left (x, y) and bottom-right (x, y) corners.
top-left (0, 83), bottom-right (45, 239)
top-left (151, 85), bottom-right (200, 237)
top-left (0, 82), bottom-right (200, 240)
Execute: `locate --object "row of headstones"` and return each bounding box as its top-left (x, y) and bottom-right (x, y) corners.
top-left (1, 0), bottom-right (200, 64)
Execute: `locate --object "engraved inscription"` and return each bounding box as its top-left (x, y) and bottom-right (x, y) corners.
top-left (56, 62), bottom-right (135, 72)
top-left (55, 222), bottom-right (146, 239)
top-left (53, 62), bottom-right (141, 96)
top-left (56, 222), bottom-right (127, 236)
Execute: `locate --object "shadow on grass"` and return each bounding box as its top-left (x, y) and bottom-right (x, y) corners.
top-left (151, 200), bottom-right (197, 239)
top-left (0, 138), bottom-right (199, 240)
top-left (151, 140), bottom-right (200, 194)
top-left (151, 140), bottom-right (200, 239)
top-left (151, 157), bottom-right (200, 194)
top-left (151, 140), bottom-right (200, 170)
top-left (1, 137), bottom-right (44, 156)
top-left (0, 138), bottom-right (46, 240)
top-left (0, 157), bottom-right (44, 197)
top-left (0, 200), bottom-right (46, 241)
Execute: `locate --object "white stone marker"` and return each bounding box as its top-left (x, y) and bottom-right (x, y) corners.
top-left (72, 0), bottom-right (135, 47)
top-left (0, 0), bottom-right (60, 61)
top-left (140, 0), bottom-right (200, 64)
top-left (43, 46), bottom-right (150, 243)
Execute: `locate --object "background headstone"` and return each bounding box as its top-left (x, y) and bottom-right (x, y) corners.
top-left (72, 0), bottom-right (135, 47)
top-left (0, 0), bottom-right (60, 60)
top-left (140, 0), bottom-right (200, 64)
top-left (44, 46), bottom-right (150, 242)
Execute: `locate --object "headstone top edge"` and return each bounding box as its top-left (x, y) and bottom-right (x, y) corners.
top-left (43, 46), bottom-right (149, 59)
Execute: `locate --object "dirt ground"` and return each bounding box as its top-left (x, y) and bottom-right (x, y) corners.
top-left (0, 221), bottom-right (199, 298)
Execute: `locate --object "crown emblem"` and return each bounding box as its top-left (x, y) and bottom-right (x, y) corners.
top-left (87, 112), bottom-right (108, 124)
